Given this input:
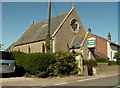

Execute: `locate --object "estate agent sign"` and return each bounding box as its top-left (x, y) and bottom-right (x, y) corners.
top-left (87, 37), bottom-right (96, 48)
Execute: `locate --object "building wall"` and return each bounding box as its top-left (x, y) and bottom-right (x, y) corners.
top-left (13, 40), bottom-right (46, 53)
top-left (12, 9), bottom-right (86, 54)
top-left (54, 9), bottom-right (86, 52)
top-left (88, 34), bottom-right (108, 59)
top-left (96, 36), bottom-right (107, 58)
top-left (107, 42), bottom-right (118, 60)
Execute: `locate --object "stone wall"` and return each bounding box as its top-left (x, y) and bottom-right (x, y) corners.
top-left (83, 63), bottom-right (118, 76)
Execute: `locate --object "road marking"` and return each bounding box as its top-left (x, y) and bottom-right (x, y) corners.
top-left (54, 82), bottom-right (68, 86)
top-left (77, 74), bottom-right (118, 82)
top-left (53, 74), bottom-right (118, 86)
top-left (113, 85), bottom-right (120, 88)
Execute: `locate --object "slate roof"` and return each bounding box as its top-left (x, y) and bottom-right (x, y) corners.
top-left (14, 11), bottom-right (69, 46)
top-left (69, 35), bottom-right (84, 49)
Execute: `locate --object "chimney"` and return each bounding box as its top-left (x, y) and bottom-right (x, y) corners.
top-left (87, 28), bottom-right (91, 33)
top-left (107, 32), bottom-right (111, 41)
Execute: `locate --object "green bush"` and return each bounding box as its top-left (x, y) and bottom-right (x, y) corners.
top-left (48, 51), bottom-right (78, 76)
top-left (84, 59), bottom-right (97, 76)
top-left (108, 61), bottom-right (117, 66)
top-left (12, 51), bottom-right (78, 77)
top-left (96, 56), bottom-right (108, 63)
top-left (12, 51), bottom-right (56, 78)
top-left (115, 52), bottom-right (120, 65)
top-left (86, 59), bottom-right (97, 68)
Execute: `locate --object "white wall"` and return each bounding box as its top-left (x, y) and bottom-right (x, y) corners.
top-left (107, 41), bottom-right (117, 61)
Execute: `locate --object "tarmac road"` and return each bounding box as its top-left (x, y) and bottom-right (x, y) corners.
top-left (1, 74), bottom-right (119, 88)
top-left (53, 74), bottom-right (119, 87)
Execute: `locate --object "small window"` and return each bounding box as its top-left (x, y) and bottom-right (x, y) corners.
top-left (18, 47), bottom-right (20, 52)
top-left (28, 45), bottom-right (31, 53)
top-left (42, 43), bottom-right (45, 53)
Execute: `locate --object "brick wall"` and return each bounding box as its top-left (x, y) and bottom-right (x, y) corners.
top-left (88, 34), bottom-right (108, 59)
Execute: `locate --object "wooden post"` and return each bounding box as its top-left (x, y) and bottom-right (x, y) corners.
top-left (46, 0), bottom-right (51, 53)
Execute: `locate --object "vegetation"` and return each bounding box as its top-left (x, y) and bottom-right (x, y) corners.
top-left (12, 51), bottom-right (55, 78)
top-left (115, 52), bottom-right (120, 65)
top-left (86, 59), bottom-right (97, 68)
top-left (95, 56), bottom-right (108, 63)
top-left (107, 52), bottom-right (120, 66)
top-left (12, 51), bottom-right (79, 78)
top-left (48, 51), bottom-right (79, 77)
top-left (108, 61), bottom-right (117, 66)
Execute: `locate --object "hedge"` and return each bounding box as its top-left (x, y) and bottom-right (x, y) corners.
top-left (12, 51), bottom-right (78, 77)
top-left (95, 56), bottom-right (108, 63)
top-left (108, 61), bottom-right (117, 66)
top-left (12, 51), bottom-right (56, 77)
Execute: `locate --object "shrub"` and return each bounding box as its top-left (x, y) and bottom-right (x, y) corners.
top-left (87, 59), bottom-right (97, 68)
top-left (108, 61), bottom-right (117, 66)
top-left (85, 59), bottom-right (97, 76)
top-left (12, 51), bottom-right (78, 77)
top-left (12, 51), bottom-right (56, 78)
top-left (96, 56), bottom-right (108, 63)
top-left (48, 51), bottom-right (78, 76)
top-left (115, 52), bottom-right (120, 65)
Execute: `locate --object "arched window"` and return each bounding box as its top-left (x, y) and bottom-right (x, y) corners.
top-left (28, 45), bottom-right (31, 53)
top-left (42, 43), bottom-right (45, 53)
top-left (18, 47), bottom-right (20, 52)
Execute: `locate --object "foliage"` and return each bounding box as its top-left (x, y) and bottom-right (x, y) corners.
top-left (47, 51), bottom-right (79, 76)
top-left (95, 56), bottom-right (108, 63)
top-left (12, 51), bottom-right (78, 77)
top-left (115, 52), bottom-right (120, 65)
top-left (108, 61), bottom-right (117, 66)
top-left (86, 59), bottom-right (97, 68)
top-left (12, 51), bottom-right (56, 78)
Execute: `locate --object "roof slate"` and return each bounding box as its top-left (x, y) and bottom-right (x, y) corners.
top-left (15, 11), bottom-right (69, 46)
top-left (69, 35), bottom-right (84, 49)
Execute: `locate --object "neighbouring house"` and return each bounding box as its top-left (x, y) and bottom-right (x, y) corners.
top-left (87, 29), bottom-right (120, 61)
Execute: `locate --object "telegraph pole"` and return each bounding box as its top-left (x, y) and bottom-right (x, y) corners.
top-left (45, 0), bottom-right (51, 53)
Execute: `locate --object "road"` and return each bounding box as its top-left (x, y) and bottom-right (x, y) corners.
top-left (1, 74), bottom-right (119, 88)
top-left (53, 74), bottom-right (119, 87)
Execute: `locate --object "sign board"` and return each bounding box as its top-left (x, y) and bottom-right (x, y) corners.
top-left (87, 37), bottom-right (96, 48)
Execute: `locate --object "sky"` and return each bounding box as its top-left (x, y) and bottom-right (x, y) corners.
top-left (0, 1), bottom-right (2, 44)
top-left (1, 2), bottom-right (119, 49)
